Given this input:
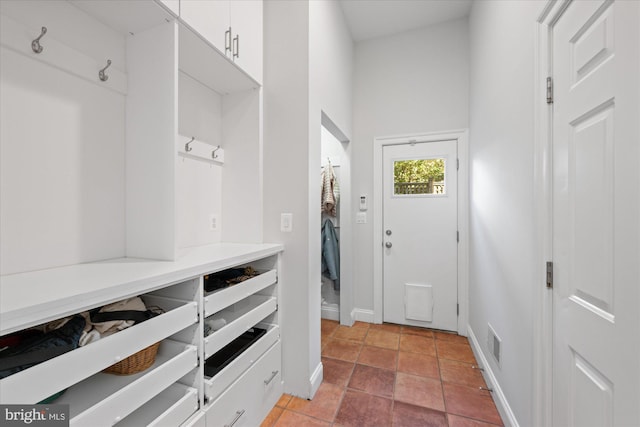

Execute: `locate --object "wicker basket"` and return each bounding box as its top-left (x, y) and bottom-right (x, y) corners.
top-left (103, 341), bottom-right (161, 375)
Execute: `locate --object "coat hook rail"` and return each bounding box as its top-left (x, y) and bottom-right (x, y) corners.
top-left (185, 137), bottom-right (195, 152)
top-left (99, 59), bottom-right (112, 82)
top-left (32, 26), bottom-right (47, 54)
top-left (212, 145), bottom-right (221, 159)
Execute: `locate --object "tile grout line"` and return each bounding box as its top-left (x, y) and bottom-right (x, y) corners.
top-left (433, 333), bottom-right (453, 426)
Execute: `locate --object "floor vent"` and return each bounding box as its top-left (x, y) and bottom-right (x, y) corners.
top-left (487, 323), bottom-right (502, 368)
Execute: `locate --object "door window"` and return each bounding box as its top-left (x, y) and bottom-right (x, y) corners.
top-left (393, 158), bottom-right (446, 195)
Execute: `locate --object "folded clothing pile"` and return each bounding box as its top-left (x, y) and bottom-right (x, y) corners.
top-left (0, 296), bottom-right (161, 379)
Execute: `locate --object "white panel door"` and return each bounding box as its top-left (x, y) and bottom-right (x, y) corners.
top-left (229, 0), bottom-right (263, 83)
top-left (552, 1), bottom-right (640, 426)
top-left (180, 0), bottom-right (230, 56)
top-left (382, 141), bottom-right (458, 331)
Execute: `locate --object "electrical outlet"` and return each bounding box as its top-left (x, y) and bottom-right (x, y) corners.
top-left (210, 214), bottom-right (219, 231)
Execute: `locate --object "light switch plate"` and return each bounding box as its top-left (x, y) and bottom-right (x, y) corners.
top-left (356, 212), bottom-right (367, 224)
top-left (281, 213), bottom-right (293, 232)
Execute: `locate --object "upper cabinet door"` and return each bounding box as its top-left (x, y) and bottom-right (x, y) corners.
top-left (180, 0), bottom-right (230, 56)
top-left (229, 0), bottom-right (263, 84)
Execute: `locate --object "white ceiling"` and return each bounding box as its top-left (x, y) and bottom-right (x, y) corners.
top-left (339, 0), bottom-right (473, 42)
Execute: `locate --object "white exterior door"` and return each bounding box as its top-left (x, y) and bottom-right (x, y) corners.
top-left (382, 140), bottom-right (458, 331)
top-left (551, 0), bottom-right (640, 425)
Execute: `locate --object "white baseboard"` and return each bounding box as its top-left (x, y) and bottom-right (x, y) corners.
top-left (309, 361), bottom-right (323, 398)
top-left (351, 308), bottom-right (375, 323)
top-left (321, 304), bottom-right (340, 321)
top-left (467, 325), bottom-right (519, 427)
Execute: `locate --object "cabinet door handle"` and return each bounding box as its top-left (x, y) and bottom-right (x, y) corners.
top-left (224, 409), bottom-right (245, 427)
top-left (233, 34), bottom-right (239, 59)
top-left (225, 27), bottom-right (232, 56)
top-left (264, 370), bottom-right (279, 385)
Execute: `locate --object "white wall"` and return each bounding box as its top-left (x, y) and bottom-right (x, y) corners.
top-left (176, 72), bottom-right (223, 250)
top-left (309, 1), bottom-right (353, 139)
top-left (221, 88), bottom-right (263, 243)
top-left (263, 0), bottom-right (312, 398)
top-left (351, 19), bottom-right (469, 316)
top-left (309, 0), bottom-right (353, 383)
top-left (468, 2), bottom-right (544, 425)
top-left (264, 0), bottom-right (352, 398)
top-left (0, 1), bottom-right (126, 275)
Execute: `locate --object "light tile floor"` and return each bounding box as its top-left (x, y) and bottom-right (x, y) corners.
top-left (261, 320), bottom-right (504, 427)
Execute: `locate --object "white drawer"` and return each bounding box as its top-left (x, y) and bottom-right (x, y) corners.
top-left (1, 297), bottom-right (198, 404)
top-left (205, 342), bottom-right (281, 427)
top-left (57, 340), bottom-right (197, 426)
top-left (117, 383), bottom-right (198, 427)
top-left (204, 324), bottom-right (279, 402)
top-left (204, 270), bottom-right (277, 317)
top-left (182, 411), bottom-right (206, 427)
top-left (254, 342), bottom-right (283, 424)
top-left (203, 295), bottom-right (277, 359)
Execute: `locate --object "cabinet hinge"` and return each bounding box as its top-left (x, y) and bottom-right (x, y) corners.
top-left (546, 261), bottom-right (553, 288)
top-left (546, 76), bottom-right (553, 104)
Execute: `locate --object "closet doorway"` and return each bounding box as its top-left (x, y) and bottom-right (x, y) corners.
top-left (320, 113), bottom-right (352, 325)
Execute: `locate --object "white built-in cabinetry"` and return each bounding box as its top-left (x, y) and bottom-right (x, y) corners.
top-left (0, 244), bottom-right (283, 426)
top-left (159, 0), bottom-right (180, 17)
top-left (1, 0), bottom-right (279, 425)
top-left (179, 0), bottom-right (263, 83)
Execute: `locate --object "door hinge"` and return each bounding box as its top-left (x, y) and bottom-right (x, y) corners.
top-left (546, 261), bottom-right (553, 288)
top-left (456, 231), bottom-right (459, 243)
top-left (457, 303), bottom-right (459, 316)
top-left (546, 76), bottom-right (553, 104)
top-left (456, 158), bottom-right (459, 170)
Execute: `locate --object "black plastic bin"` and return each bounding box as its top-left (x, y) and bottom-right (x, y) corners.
top-left (204, 327), bottom-right (267, 378)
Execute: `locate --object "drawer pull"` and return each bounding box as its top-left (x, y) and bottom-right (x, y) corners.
top-left (264, 370), bottom-right (279, 385)
top-left (224, 409), bottom-right (245, 427)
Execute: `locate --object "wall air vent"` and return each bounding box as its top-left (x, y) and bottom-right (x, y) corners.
top-left (487, 323), bottom-right (502, 368)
